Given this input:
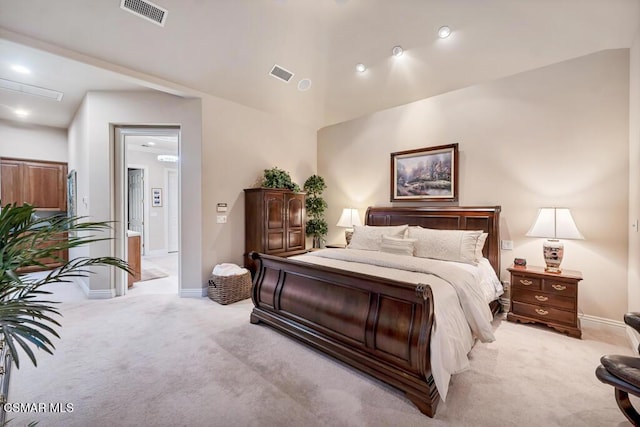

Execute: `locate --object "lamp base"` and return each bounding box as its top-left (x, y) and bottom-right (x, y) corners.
top-left (543, 239), bottom-right (564, 274)
top-left (345, 229), bottom-right (354, 245)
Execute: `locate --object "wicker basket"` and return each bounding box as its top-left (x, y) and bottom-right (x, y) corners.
top-left (208, 271), bottom-right (252, 305)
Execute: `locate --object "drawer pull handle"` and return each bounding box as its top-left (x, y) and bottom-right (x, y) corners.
top-left (520, 279), bottom-right (533, 286)
top-left (535, 295), bottom-right (549, 302)
top-left (552, 284), bottom-right (567, 291)
top-left (535, 309), bottom-right (549, 316)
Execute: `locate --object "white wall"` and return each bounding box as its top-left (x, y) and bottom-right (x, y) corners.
top-left (0, 118), bottom-right (67, 162)
top-left (318, 49), bottom-right (629, 322)
top-left (629, 20), bottom-right (640, 315)
top-left (67, 98), bottom-right (91, 265)
top-left (200, 96), bottom-right (317, 279)
top-left (68, 90), bottom-right (202, 297)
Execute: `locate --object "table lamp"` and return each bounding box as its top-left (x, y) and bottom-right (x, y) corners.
top-left (336, 208), bottom-right (362, 245)
top-left (526, 207), bottom-right (584, 273)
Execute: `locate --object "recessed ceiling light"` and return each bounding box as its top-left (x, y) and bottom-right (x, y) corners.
top-left (297, 78), bottom-right (312, 91)
top-left (14, 108), bottom-right (30, 118)
top-left (11, 65), bottom-right (31, 74)
top-left (392, 46), bottom-right (404, 57)
top-left (355, 63), bottom-right (366, 73)
top-left (438, 26), bottom-right (452, 39)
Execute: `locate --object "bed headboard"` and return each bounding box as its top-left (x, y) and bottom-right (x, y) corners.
top-left (365, 206), bottom-right (501, 275)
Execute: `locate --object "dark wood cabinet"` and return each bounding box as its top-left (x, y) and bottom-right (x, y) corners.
top-left (507, 265), bottom-right (583, 338)
top-left (16, 232), bottom-right (69, 274)
top-left (244, 188), bottom-right (306, 270)
top-left (2, 158), bottom-right (69, 272)
top-left (1, 158), bottom-right (67, 211)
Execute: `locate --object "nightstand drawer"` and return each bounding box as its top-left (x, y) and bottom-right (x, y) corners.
top-left (512, 301), bottom-right (576, 326)
top-left (542, 279), bottom-right (577, 296)
top-left (512, 288), bottom-right (575, 311)
top-left (511, 274), bottom-right (541, 290)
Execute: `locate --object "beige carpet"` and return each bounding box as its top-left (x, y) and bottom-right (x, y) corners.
top-left (139, 267), bottom-right (169, 282)
top-left (6, 283), bottom-right (636, 427)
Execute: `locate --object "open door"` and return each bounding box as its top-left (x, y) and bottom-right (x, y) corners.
top-left (127, 168), bottom-right (144, 252)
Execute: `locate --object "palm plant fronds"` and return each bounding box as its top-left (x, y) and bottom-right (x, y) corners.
top-left (0, 202), bottom-right (130, 368)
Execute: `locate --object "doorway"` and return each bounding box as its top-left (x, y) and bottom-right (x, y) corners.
top-left (114, 126), bottom-right (181, 296)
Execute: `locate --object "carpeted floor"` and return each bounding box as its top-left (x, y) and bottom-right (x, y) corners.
top-left (6, 280), bottom-right (636, 427)
top-left (139, 267), bottom-right (169, 281)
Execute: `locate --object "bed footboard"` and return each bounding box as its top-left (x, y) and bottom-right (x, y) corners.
top-left (249, 252), bottom-right (439, 417)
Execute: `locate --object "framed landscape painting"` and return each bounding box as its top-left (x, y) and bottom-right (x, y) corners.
top-left (390, 143), bottom-right (458, 202)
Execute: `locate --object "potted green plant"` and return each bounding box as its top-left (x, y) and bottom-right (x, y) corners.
top-left (303, 175), bottom-right (328, 248)
top-left (261, 167), bottom-right (300, 192)
top-left (0, 202), bottom-right (130, 422)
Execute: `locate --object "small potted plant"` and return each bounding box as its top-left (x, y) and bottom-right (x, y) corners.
top-left (303, 175), bottom-right (328, 248)
top-left (261, 167), bottom-right (300, 192)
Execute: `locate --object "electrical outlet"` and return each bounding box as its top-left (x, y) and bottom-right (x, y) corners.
top-left (216, 215), bottom-right (227, 224)
top-left (500, 240), bottom-right (513, 250)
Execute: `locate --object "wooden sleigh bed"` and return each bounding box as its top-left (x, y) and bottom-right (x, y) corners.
top-left (249, 206), bottom-right (501, 417)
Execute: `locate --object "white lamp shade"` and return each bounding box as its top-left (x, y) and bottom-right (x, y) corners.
top-left (526, 208), bottom-right (584, 240)
top-left (336, 208), bottom-right (362, 228)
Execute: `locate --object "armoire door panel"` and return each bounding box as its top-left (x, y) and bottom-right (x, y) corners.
top-left (287, 230), bottom-right (303, 250)
top-left (265, 194), bottom-right (285, 230)
top-left (267, 232), bottom-right (285, 252)
top-left (287, 196), bottom-right (304, 228)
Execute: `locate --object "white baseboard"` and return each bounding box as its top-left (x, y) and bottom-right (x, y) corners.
top-left (579, 314), bottom-right (627, 336)
top-left (75, 277), bottom-right (90, 296)
top-left (180, 287), bottom-right (207, 298)
top-left (74, 277), bottom-right (115, 299)
top-left (87, 288), bottom-right (116, 299)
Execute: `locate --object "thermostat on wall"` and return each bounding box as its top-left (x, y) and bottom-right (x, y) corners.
top-left (216, 203), bottom-right (228, 212)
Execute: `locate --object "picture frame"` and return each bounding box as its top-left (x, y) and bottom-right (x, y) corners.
top-left (390, 143), bottom-right (458, 202)
top-left (151, 188), bottom-right (162, 207)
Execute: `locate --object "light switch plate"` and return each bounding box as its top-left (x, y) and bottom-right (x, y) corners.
top-left (500, 240), bottom-right (513, 250)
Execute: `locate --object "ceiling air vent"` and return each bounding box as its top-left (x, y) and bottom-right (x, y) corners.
top-left (120, 0), bottom-right (168, 26)
top-left (269, 65), bottom-right (294, 83)
top-left (0, 78), bottom-right (63, 101)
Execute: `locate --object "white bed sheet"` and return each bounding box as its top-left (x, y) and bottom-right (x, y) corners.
top-left (289, 248), bottom-right (500, 401)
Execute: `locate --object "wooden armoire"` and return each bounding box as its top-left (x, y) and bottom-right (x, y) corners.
top-left (244, 188), bottom-right (306, 270)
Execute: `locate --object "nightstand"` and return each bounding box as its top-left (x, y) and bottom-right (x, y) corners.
top-left (506, 265), bottom-right (583, 338)
top-left (325, 243), bottom-right (346, 248)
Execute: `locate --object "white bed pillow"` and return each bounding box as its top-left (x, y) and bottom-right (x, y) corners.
top-left (379, 235), bottom-right (416, 256)
top-left (475, 232), bottom-right (488, 261)
top-left (347, 225), bottom-right (408, 251)
top-left (408, 227), bottom-right (483, 265)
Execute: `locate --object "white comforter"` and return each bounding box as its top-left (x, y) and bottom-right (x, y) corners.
top-left (289, 248), bottom-right (499, 401)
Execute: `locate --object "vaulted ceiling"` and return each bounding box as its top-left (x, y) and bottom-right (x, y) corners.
top-left (0, 0), bottom-right (638, 130)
